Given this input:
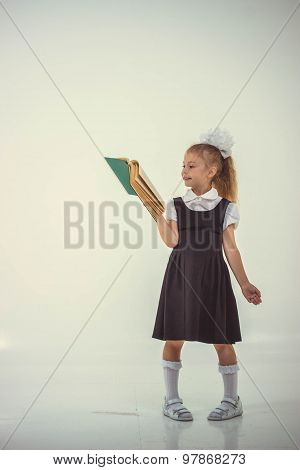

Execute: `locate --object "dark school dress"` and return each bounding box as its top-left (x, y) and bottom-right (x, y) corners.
top-left (152, 197), bottom-right (242, 344)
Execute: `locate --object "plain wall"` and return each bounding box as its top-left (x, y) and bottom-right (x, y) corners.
top-left (0, 0), bottom-right (299, 390)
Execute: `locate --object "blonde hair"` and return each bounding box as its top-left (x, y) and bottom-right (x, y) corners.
top-left (185, 143), bottom-right (238, 203)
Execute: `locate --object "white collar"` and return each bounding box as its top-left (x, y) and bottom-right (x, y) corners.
top-left (182, 186), bottom-right (219, 203)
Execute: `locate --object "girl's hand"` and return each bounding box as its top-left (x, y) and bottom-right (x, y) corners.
top-left (241, 282), bottom-right (262, 305)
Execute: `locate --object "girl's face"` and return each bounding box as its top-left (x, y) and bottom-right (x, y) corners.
top-left (181, 152), bottom-right (215, 188)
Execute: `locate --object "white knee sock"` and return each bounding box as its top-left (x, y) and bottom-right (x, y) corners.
top-left (162, 359), bottom-right (182, 401)
top-left (218, 362), bottom-right (240, 400)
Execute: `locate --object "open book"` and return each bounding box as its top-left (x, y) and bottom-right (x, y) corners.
top-left (104, 157), bottom-right (165, 222)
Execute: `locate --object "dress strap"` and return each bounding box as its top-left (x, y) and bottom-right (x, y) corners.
top-left (218, 198), bottom-right (231, 228)
top-left (172, 197), bottom-right (186, 222)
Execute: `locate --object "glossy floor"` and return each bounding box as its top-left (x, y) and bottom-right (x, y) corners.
top-left (1, 338), bottom-right (299, 450)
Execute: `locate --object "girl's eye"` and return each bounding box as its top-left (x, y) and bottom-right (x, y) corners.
top-left (182, 165), bottom-right (194, 168)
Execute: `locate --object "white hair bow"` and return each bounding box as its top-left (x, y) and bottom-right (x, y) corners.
top-left (199, 127), bottom-right (235, 159)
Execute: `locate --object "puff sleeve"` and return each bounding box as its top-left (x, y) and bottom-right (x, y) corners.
top-left (223, 202), bottom-right (240, 230)
top-left (164, 198), bottom-right (177, 221)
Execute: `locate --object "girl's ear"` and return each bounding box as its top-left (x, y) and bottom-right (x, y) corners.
top-left (208, 165), bottom-right (218, 179)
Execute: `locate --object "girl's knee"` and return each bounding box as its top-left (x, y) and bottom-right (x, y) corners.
top-left (213, 343), bottom-right (234, 352)
top-left (165, 340), bottom-right (185, 349)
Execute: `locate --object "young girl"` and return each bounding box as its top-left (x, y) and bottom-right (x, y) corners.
top-left (152, 128), bottom-right (262, 422)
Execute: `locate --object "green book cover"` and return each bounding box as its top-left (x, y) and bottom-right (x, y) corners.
top-left (104, 157), bottom-right (137, 195)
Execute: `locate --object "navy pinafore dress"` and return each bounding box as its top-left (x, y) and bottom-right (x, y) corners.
top-left (152, 197), bottom-right (242, 344)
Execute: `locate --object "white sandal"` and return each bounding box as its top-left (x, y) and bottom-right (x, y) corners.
top-left (162, 396), bottom-right (193, 421)
top-left (207, 395), bottom-right (243, 421)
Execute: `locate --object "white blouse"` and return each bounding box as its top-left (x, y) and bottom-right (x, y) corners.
top-left (164, 187), bottom-right (240, 231)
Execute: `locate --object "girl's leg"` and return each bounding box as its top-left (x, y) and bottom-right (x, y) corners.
top-left (163, 339), bottom-right (184, 361)
top-left (207, 344), bottom-right (242, 420)
top-left (213, 343), bottom-right (237, 366)
top-left (162, 340), bottom-right (184, 400)
top-left (161, 340), bottom-right (193, 420)
top-left (213, 344), bottom-right (239, 400)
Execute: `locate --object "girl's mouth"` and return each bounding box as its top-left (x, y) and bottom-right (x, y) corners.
top-left (183, 177), bottom-right (192, 180)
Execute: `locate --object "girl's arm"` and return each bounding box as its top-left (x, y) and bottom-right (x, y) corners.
top-left (223, 224), bottom-right (262, 305)
top-left (156, 214), bottom-right (179, 248)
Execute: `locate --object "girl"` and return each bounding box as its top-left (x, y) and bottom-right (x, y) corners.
top-left (152, 128), bottom-right (262, 422)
